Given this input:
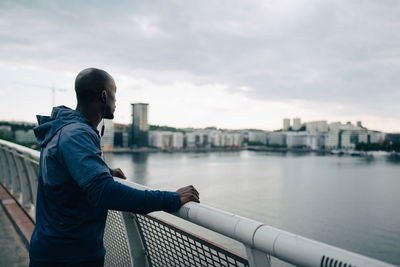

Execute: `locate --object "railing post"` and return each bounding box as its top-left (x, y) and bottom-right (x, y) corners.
top-left (22, 151), bottom-right (39, 207)
top-left (5, 147), bottom-right (22, 197)
top-left (122, 212), bottom-right (151, 267)
top-left (12, 149), bottom-right (34, 209)
top-left (0, 145), bottom-right (12, 189)
top-left (8, 148), bottom-right (23, 202)
top-left (0, 145), bottom-right (7, 184)
top-left (245, 245), bottom-right (272, 267)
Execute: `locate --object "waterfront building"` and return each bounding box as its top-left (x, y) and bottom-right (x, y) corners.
top-left (122, 132), bottom-right (129, 147)
top-left (231, 133), bottom-right (241, 147)
top-left (324, 122), bottom-right (368, 150)
top-left (213, 132), bottom-right (241, 147)
top-left (171, 132), bottom-right (183, 149)
top-left (185, 131), bottom-right (203, 148)
top-left (368, 131), bottom-right (386, 144)
top-left (306, 120), bottom-right (328, 133)
top-left (0, 125), bottom-right (12, 139)
top-left (267, 132), bottom-right (286, 146)
top-left (286, 132), bottom-right (308, 148)
top-left (149, 131), bottom-right (162, 148)
top-left (248, 131), bottom-right (268, 145)
top-left (184, 130), bottom-right (241, 148)
top-left (210, 131), bottom-right (222, 147)
top-left (283, 118), bottom-right (290, 131)
top-left (114, 123), bottom-right (130, 133)
top-left (113, 123), bottom-right (130, 148)
top-left (149, 131), bottom-right (183, 149)
top-left (286, 132), bottom-right (325, 150)
top-left (307, 133), bottom-right (325, 150)
top-left (131, 103), bottom-right (149, 147)
top-left (223, 133), bottom-right (233, 147)
top-left (328, 122), bottom-right (342, 132)
top-left (325, 132), bottom-right (340, 149)
top-left (184, 130), bottom-right (214, 148)
top-left (293, 118), bottom-right (302, 131)
top-left (97, 119), bottom-right (114, 150)
top-left (338, 122), bottom-right (368, 149)
top-left (223, 132), bottom-right (241, 147)
top-left (185, 132), bottom-right (196, 148)
top-left (385, 133), bottom-right (400, 144)
top-left (114, 132), bottom-right (123, 147)
top-left (15, 130), bottom-right (36, 144)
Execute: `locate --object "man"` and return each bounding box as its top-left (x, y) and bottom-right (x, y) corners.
top-left (29, 68), bottom-right (199, 266)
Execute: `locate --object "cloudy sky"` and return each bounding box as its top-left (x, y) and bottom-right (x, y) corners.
top-left (0, 0), bottom-right (399, 131)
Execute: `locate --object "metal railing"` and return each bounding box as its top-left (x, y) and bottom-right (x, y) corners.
top-left (0, 139), bottom-right (396, 267)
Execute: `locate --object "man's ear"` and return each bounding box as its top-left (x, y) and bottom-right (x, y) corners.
top-left (101, 90), bottom-right (107, 104)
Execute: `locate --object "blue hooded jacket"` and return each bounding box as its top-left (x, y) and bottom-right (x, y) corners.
top-left (29, 106), bottom-right (181, 263)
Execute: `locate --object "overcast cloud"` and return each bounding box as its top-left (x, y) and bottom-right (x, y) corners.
top-left (0, 0), bottom-right (399, 131)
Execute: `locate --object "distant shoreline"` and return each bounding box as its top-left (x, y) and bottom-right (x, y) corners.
top-left (103, 146), bottom-right (400, 160)
top-left (104, 146), bottom-right (244, 153)
top-left (104, 146), bottom-right (331, 154)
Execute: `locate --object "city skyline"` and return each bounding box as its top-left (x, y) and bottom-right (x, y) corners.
top-left (1, 1), bottom-right (399, 132)
top-left (0, 114), bottom-right (393, 134)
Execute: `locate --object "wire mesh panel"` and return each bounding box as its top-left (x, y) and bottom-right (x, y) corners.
top-left (104, 210), bottom-right (133, 267)
top-left (135, 214), bottom-right (249, 267)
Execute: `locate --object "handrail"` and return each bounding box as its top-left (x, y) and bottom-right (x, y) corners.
top-left (0, 139), bottom-right (40, 159)
top-left (0, 138), bottom-right (397, 267)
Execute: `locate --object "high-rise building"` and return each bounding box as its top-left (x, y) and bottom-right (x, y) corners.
top-left (131, 103), bottom-right (149, 147)
top-left (283, 118), bottom-right (290, 131)
top-left (293, 118), bottom-right (301, 131)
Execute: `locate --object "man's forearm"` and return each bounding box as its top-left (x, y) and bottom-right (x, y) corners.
top-left (95, 177), bottom-right (181, 214)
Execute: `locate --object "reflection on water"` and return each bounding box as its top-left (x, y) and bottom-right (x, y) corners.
top-left (105, 151), bottom-right (400, 265)
top-left (387, 153), bottom-right (400, 164)
top-left (131, 153), bottom-right (148, 185)
top-left (104, 152), bottom-right (149, 184)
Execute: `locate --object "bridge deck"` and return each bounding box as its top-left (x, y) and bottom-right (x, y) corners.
top-left (0, 203), bottom-right (29, 266)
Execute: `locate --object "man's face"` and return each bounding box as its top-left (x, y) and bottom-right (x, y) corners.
top-left (103, 80), bottom-right (117, 120)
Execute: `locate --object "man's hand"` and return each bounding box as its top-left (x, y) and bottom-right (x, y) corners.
top-left (110, 168), bottom-right (127, 179)
top-left (176, 185), bottom-right (200, 205)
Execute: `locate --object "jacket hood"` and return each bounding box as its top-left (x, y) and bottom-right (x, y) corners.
top-left (34, 106), bottom-right (91, 147)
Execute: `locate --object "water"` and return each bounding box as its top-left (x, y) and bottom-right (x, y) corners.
top-left (104, 151), bottom-right (400, 265)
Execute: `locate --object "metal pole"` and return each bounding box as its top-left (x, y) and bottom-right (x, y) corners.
top-left (122, 212), bottom-right (151, 267)
top-left (245, 246), bottom-right (271, 267)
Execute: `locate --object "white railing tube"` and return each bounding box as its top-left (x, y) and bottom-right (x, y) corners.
top-left (0, 139), bottom-right (40, 159)
top-left (253, 225), bottom-right (396, 267)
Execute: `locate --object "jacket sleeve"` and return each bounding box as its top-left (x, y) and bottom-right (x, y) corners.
top-left (57, 126), bottom-right (181, 213)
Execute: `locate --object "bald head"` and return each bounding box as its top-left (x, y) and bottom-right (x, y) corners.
top-left (75, 68), bottom-right (114, 104)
